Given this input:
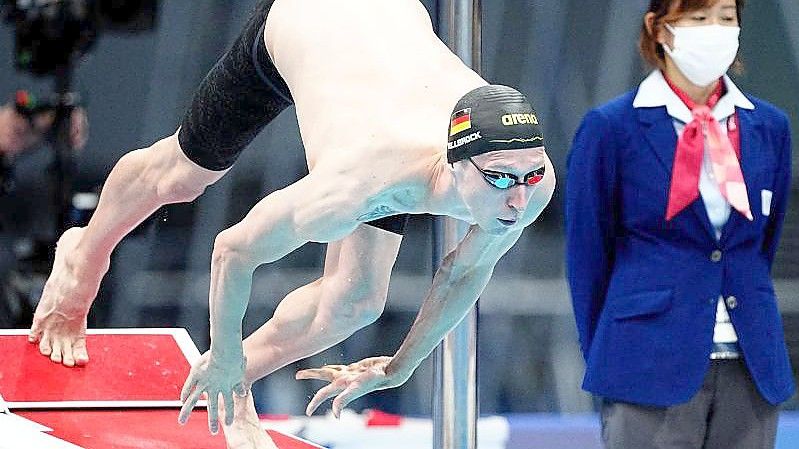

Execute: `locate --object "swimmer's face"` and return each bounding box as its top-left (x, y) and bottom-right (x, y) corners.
top-left (452, 147), bottom-right (547, 234)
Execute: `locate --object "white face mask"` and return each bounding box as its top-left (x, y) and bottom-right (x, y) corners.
top-left (663, 24), bottom-right (740, 87)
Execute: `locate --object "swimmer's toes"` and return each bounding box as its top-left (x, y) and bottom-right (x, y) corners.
top-left (62, 341), bottom-right (75, 367)
top-left (38, 336), bottom-right (53, 356)
top-left (74, 340), bottom-right (89, 366)
top-left (49, 340), bottom-right (63, 363)
top-left (29, 317), bottom-right (43, 342)
top-left (28, 330), bottom-right (40, 343)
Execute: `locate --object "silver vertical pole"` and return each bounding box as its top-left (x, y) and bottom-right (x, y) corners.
top-left (433, 1), bottom-right (481, 449)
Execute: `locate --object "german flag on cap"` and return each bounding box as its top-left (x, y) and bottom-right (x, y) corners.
top-left (449, 108), bottom-right (472, 136)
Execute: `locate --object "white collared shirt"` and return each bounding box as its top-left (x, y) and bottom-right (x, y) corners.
top-left (634, 70), bottom-right (756, 345)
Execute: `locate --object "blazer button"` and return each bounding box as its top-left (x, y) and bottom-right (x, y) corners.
top-left (710, 250), bottom-right (722, 262)
top-left (726, 295), bottom-right (738, 309)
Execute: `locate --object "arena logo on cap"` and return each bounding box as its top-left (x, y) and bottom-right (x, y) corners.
top-left (501, 113), bottom-right (538, 126)
top-left (450, 108), bottom-right (472, 136)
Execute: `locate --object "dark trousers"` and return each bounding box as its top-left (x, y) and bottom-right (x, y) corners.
top-left (600, 360), bottom-right (779, 449)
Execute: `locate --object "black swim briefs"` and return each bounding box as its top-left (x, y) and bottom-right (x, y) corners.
top-left (178, 0), bottom-right (291, 171)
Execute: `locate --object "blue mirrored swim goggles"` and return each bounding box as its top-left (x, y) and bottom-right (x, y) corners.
top-left (468, 157), bottom-right (546, 189)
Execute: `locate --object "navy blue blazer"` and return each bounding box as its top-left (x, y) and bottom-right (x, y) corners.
top-left (565, 88), bottom-right (795, 406)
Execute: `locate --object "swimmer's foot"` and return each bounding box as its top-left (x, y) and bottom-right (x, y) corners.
top-left (221, 392), bottom-right (279, 449)
top-left (28, 227), bottom-right (108, 367)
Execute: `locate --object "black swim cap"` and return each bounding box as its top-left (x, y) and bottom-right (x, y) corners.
top-left (446, 85), bottom-right (545, 163)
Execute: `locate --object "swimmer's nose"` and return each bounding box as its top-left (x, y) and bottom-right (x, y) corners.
top-left (506, 186), bottom-right (529, 213)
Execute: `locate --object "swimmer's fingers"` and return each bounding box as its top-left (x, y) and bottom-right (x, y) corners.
top-left (233, 382), bottom-right (250, 398)
top-left (331, 382), bottom-right (367, 419)
top-left (222, 390), bottom-right (236, 427)
top-left (207, 390), bottom-right (221, 435)
top-left (178, 387), bottom-right (204, 425)
top-left (296, 367), bottom-right (342, 382)
top-left (305, 382), bottom-right (345, 417)
top-left (180, 375), bottom-right (198, 403)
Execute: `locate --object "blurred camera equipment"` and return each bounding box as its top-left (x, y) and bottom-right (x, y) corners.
top-left (2, 0), bottom-right (158, 76)
top-left (2, 0), bottom-right (158, 236)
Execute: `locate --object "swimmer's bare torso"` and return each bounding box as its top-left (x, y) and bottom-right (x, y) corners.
top-left (265, 0), bottom-right (488, 234)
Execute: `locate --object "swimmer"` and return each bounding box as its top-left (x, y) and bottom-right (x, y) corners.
top-left (29, 0), bottom-right (555, 445)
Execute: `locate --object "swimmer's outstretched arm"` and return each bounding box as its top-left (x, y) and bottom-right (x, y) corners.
top-left (299, 224), bottom-right (523, 417)
top-left (389, 225), bottom-right (524, 371)
top-left (179, 172), bottom-right (358, 433)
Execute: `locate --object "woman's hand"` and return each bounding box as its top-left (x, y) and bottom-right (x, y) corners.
top-left (296, 356), bottom-right (408, 418)
top-left (178, 349), bottom-right (250, 435)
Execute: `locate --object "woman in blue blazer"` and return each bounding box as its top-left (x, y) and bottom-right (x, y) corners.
top-left (565, 1), bottom-right (794, 448)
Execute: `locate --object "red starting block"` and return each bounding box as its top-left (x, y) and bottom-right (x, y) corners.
top-left (0, 329), bottom-right (323, 449)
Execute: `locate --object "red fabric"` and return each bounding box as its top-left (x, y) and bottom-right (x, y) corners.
top-left (663, 75), bottom-right (751, 221)
top-left (665, 76), bottom-right (740, 158)
top-left (728, 112), bottom-right (741, 159)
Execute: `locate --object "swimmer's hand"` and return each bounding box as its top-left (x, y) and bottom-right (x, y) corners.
top-left (297, 356), bottom-right (407, 418)
top-left (178, 349), bottom-right (250, 435)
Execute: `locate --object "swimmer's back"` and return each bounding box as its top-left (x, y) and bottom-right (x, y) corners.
top-left (266, 0), bottom-right (440, 87)
top-left (265, 0), bottom-right (486, 163)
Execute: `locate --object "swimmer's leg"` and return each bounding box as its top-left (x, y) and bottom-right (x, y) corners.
top-left (30, 0), bottom-right (292, 367)
top-left (30, 134), bottom-right (227, 366)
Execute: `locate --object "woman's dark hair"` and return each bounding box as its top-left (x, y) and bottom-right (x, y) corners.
top-left (639, 0), bottom-right (745, 69)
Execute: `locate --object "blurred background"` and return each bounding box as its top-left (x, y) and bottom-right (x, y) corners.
top-left (0, 0), bottom-right (797, 419)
